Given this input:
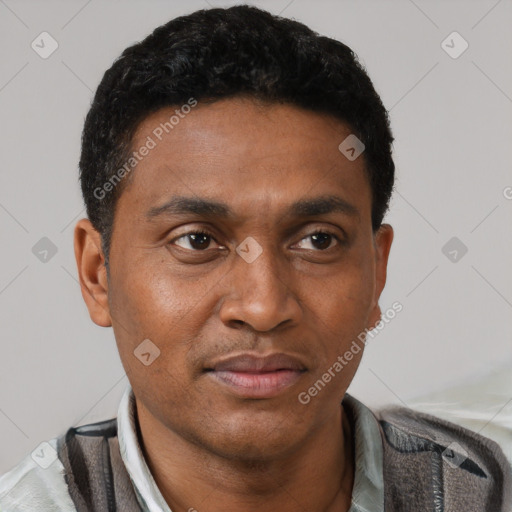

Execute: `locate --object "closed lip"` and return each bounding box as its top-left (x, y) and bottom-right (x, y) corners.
top-left (206, 352), bottom-right (307, 373)
top-left (205, 352), bottom-right (307, 399)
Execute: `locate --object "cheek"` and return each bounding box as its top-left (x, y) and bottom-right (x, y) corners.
top-left (110, 255), bottom-right (205, 336)
top-left (311, 261), bottom-right (375, 328)
top-left (303, 258), bottom-right (374, 376)
top-left (109, 272), bottom-right (202, 428)
top-left (108, 261), bottom-right (206, 388)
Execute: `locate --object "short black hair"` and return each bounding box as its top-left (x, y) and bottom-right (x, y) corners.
top-left (79, 4), bottom-right (395, 265)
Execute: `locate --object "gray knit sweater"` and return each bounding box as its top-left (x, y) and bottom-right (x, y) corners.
top-left (51, 403), bottom-right (512, 511)
top-left (2, 399), bottom-right (510, 511)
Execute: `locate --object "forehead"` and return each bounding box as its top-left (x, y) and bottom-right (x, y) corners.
top-left (119, 97), bottom-right (372, 221)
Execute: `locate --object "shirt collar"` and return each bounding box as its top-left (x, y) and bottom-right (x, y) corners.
top-left (343, 394), bottom-right (384, 512)
top-left (117, 385), bottom-right (172, 512)
top-left (117, 385), bottom-right (384, 512)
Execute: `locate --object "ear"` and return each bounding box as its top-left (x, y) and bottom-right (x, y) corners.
top-left (367, 224), bottom-right (394, 328)
top-left (74, 218), bottom-right (112, 327)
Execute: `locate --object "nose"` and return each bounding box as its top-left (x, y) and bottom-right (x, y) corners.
top-left (219, 244), bottom-right (302, 332)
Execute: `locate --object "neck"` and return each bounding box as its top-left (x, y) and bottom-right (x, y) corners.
top-left (135, 402), bottom-right (355, 512)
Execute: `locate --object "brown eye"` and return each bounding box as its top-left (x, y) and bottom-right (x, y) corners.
top-left (295, 231), bottom-right (339, 251)
top-left (173, 231), bottom-right (219, 251)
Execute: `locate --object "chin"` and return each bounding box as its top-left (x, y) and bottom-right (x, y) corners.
top-left (195, 411), bottom-right (306, 462)
top-left (211, 435), bottom-right (296, 463)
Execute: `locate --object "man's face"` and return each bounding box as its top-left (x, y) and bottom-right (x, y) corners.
top-left (78, 97), bottom-right (392, 460)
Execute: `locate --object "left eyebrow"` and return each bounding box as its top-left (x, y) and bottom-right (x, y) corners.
top-left (145, 194), bottom-right (360, 221)
top-left (288, 195), bottom-right (360, 219)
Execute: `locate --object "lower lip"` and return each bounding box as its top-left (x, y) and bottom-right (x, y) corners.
top-left (208, 369), bottom-right (304, 398)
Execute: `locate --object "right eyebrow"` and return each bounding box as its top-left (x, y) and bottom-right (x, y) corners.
top-left (146, 196), bottom-right (232, 220)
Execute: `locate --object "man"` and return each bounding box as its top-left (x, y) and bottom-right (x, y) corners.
top-left (0, 5), bottom-right (510, 511)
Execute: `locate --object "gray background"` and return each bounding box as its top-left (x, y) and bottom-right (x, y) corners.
top-left (1, 0), bottom-right (511, 473)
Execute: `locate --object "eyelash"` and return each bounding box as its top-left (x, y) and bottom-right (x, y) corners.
top-left (171, 228), bottom-right (342, 250)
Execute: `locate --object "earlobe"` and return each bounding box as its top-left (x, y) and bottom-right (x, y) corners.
top-left (368, 304), bottom-right (382, 331)
top-left (74, 218), bottom-right (112, 327)
top-left (368, 224), bottom-right (394, 328)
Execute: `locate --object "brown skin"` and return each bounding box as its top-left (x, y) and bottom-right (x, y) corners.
top-left (74, 97), bottom-right (393, 512)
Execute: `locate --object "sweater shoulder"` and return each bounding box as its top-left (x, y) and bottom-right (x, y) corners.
top-left (374, 404), bottom-right (512, 510)
top-left (376, 404), bottom-right (510, 464)
top-left (0, 418), bottom-right (119, 512)
top-left (0, 437), bottom-right (76, 512)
